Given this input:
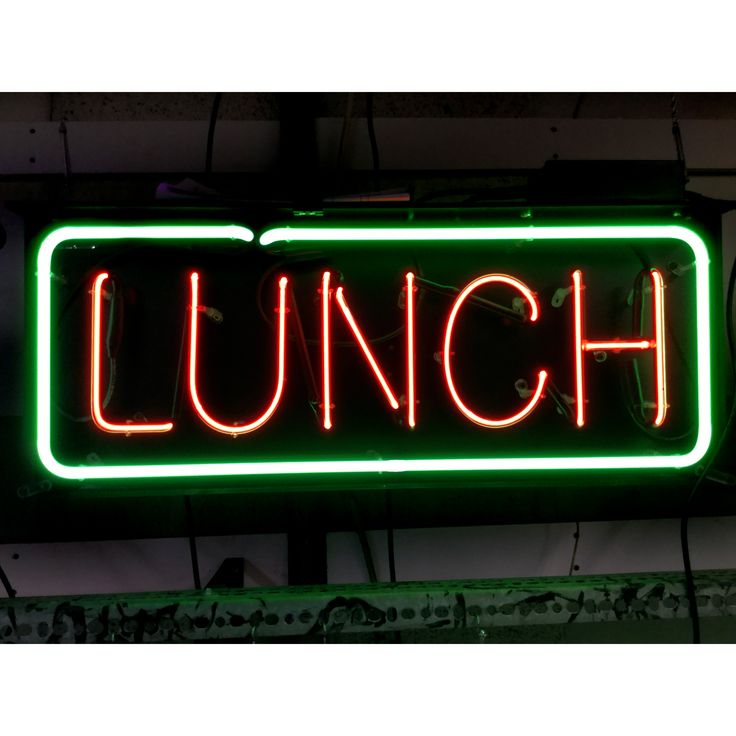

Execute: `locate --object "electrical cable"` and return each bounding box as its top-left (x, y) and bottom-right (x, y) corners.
top-left (57, 117), bottom-right (72, 203)
top-left (625, 239), bottom-right (733, 640)
top-left (0, 562), bottom-right (16, 598)
top-left (619, 368), bottom-right (692, 442)
top-left (205, 93), bottom-right (223, 176)
top-left (619, 268), bottom-right (692, 441)
top-left (357, 528), bottom-right (378, 584)
top-left (59, 119), bottom-right (72, 180)
top-left (631, 246), bottom-right (695, 384)
top-left (336, 93), bottom-right (355, 173)
top-left (255, 257), bottom-right (419, 347)
top-left (288, 286), bottom-right (321, 408)
top-left (365, 93), bottom-right (380, 187)
top-left (680, 251), bottom-right (736, 643)
top-left (680, 413), bottom-right (736, 643)
top-left (170, 312), bottom-right (190, 419)
top-left (621, 249), bottom-right (696, 439)
top-left (628, 238), bottom-right (735, 641)
top-left (103, 279), bottom-right (118, 408)
top-left (54, 273), bottom-right (122, 422)
top-left (349, 495), bottom-right (377, 583)
top-left (671, 94), bottom-right (687, 179)
top-left (568, 522), bottom-right (580, 575)
top-left (53, 245), bottom-right (148, 329)
top-left (727, 247), bottom-right (736, 370)
top-left (572, 93), bottom-right (586, 119)
top-left (385, 491), bottom-right (401, 642)
top-left (184, 496), bottom-right (202, 590)
top-left (624, 225), bottom-right (734, 642)
top-left (386, 491), bottom-right (397, 583)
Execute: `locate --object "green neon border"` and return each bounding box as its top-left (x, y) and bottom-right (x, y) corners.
top-left (37, 223), bottom-right (712, 481)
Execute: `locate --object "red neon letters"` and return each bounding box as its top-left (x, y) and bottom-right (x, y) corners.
top-left (406, 272), bottom-right (417, 428)
top-left (572, 268), bottom-right (667, 427)
top-left (188, 272), bottom-right (288, 435)
top-left (90, 272), bottom-right (174, 433)
top-left (88, 267), bottom-right (669, 436)
top-left (443, 274), bottom-right (549, 427)
top-left (322, 271), bottom-right (410, 429)
top-left (335, 286), bottom-right (400, 411)
top-left (321, 271), bottom-right (333, 430)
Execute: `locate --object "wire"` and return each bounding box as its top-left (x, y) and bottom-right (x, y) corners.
top-left (365, 93), bottom-right (380, 187)
top-left (623, 248), bottom-right (696, 434)
top-left (336, 93), bottom-right (355, 172)
top-left (727, 251), bottom-right (736, 370)
top-left (184, 496), bottom-right (202, 590)
top-left (572, 93), bottom-right (586, 119)
top-left (630, 226), bottom-right (734, 642)
top-left (205, 93), bottom-right (223, 176)
top-left (385, 492), bottom-right (401, 642)
top-left (103, 279), bottom-right (118, 408)
top-left (288, 286), bottom-right (320, 407)
top-left (54, 274), bottom-right (122, 422)
top-left (357, 528), bottom-right (377, 584)
top-left (254, 257), bottom-right (413, 347)
top-left (170, 312), bottom-right (189, 419)
top-left (568, 522), bottom-right (581, 575)
top-left (680, 412), bottom-right (736, 643)
top-left (386, 491), bottom-right (397, 583)
top-left (349, 495), bottom-right (377, 583)
top-left (58, 119), bottom-right (72, 200)
top-left (671, 94), bottom-right (688, 187)
top-left (0, 562), bottom-right (16, 598)
top-left (619, 367), bottom-right (692, 442)
top-left (619, 268), bottom-right (692, 441)
top-left (680, 251), bottom-right (736, 643)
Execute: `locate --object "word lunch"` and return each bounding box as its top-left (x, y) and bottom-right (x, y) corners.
top-left (36, 223), bottom-right (711, 481)
top-left (89, 267), bottom-right (667, 436)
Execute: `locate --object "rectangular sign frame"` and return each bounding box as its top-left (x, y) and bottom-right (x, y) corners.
top-left (36, 223), bottom-right (713, 482)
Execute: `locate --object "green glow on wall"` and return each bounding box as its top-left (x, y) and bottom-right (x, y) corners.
top-left (37, 223), bottom-right (712, 482)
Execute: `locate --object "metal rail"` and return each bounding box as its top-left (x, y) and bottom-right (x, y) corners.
top-left (2, 570), bottom-right (736, 643)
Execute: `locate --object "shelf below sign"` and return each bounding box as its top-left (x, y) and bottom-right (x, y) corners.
top-left (35, 223), bottom-right (712, 483)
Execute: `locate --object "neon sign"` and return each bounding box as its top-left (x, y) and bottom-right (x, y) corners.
top-left (572, 267), bottom-right (668, 428)
top-left (36, 223), bottom-right (712, 482)
top-left (443, 273), bottom-right (548, 428)
top-left (91, 272), bottom-right (174, 434)
top-left (188, 271), bottom-right (289, 435)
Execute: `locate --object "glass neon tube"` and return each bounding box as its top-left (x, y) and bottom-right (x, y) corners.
top-left (37, 224), bottom-right (710, 480)
top-left (572, 268), bottom-right (667, 427)
top-left (90, 272), bottom-right (174, 434)
top-left (406, 272), bottom-right (416, 428)
top-left (443, 274), bottom-right (548, 428)
top-left (651, 268), bottom-right (668, 427)
top-left (572, 269), bottom-right (585, 428)
top-left (188, 272), bottom-right (288, 435)
top-left (334, 286), bottom-right (400, 411)
top-left (583, 340), bottom-right (654, 351)
top-left (321, 271), bottom-right (333, 430)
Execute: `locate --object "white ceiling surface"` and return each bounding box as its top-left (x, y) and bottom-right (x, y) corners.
top-left (327, 517), bottom-right (736, 585)
top-left (0, 534), bottom-right (288, 598)
top-left (3, 517), bottom-right (736, 596)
